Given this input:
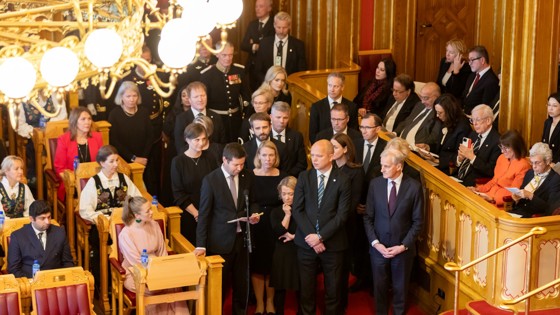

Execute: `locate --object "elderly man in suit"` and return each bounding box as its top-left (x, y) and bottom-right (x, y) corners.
top-left (194, 143), bottom-right (259, 315)
top-left (270, 101), bottom-right (308, 176)
top-left (381, 74), bottom-right (420, 133)
top-left (174, 81), bottom-right (226, 154)
top-left (456, 104), bottom-right (501, 186)
top-left (309, 72), bottom-right (359, 143)
top-left (243, 112), bottom-right (289, 171)
top-left (364, 148), bottom-right (424, 315)
top-left (315, 103), bottom-right (362, 145)
top-left (8, 200), bottom-right (74, 278)
top-left (241, 0), bottom-right (275, 91)
top-left (461, 45), bottom-right (500, 115)
top-left (395, 82), bottom-right (442, 147)
top-left (254, 11), bottom-right (307, 85)
top-left (292, 139), bottom-right (351, 314)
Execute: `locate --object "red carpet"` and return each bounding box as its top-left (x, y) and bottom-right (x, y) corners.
top-left (224, 275), bottom-right (427, 314)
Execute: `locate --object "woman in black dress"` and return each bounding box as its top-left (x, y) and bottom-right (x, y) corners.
top-left (330, 133), bottom-right (364, 310)
top-left (542, 92), bottom-right (560, 162)
top-left (250, 140), bottom-right (286, 315)
top-left (435, 39), bottom-right (471, 98)
top-left (270, 175), bottom-right (299, 315)
top-left (170, 123), bottom-right (219, 244)
top-left (260, 65), bottom-right (292, 105)
top-left (356, 58), bottom-right (396, 117)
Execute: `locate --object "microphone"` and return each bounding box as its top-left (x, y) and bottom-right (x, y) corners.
top-left (243, 189), bottom-right (250, 206)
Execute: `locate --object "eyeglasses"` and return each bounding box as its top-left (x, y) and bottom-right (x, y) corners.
top-left (469, 117), bottom-right (488, 124)
top-left (529, 160), bottom-right (546, 166)
top-left (391, 88), bottom-right (407, 94)
top-left (468, 56), bottom-right (482, 63)
top-left (331, 118), bottom-right (347, 122)
top-left (498, 144), bottom-right (511, 151)
top-left (359, 125), bottom-right (379, 130)
top-left (419, 95), bottom-right (431, 101)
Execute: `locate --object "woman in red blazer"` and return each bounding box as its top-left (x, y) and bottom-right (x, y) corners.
top-left (54, 107), bottom-right (103, 201)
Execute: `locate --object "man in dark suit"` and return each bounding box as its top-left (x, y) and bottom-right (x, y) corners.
top-left (254, 11), bottom-right (307, 85)
top-left (242, 112), bottom-right (289, 171)
top-left (381, 74), bottom-right (420, 133)
top-left (456, 104), bottom-right (501, 186)
top-left (270, 101), bottom-right (308, 176)
top-left (364, 148), bottom-right (424, 315)
top-left (309, 72), bottom-right (359, 143)
top-left (241, 0), bottom-right (275, 91)
top-left (395, 82), bottom-right (442, 147)
top-left (315, 103), bottom-right (362, 146)
top-left (8, 200), bottom-right (74, 278)
top-left (292, 140), bottom-right (351, 314)
top-left (174, 81), bottom-right (226, 154)
top-left (194, 143), bottom-right (259, 315)
top-left (511, 142), bottom-right (560, 217)
top-left (461, 45), bottom-right (500, 115)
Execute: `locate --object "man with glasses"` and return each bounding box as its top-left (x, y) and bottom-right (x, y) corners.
top-left (461, 45), bottom-right (500, 115)
top-left (381, 74), bottom-right (420, 132)
top-left (455, 104), bottom-right (501, 186)
top-left (309, 72), bottom-right (359, 143)
top-left (395, 82), bottom-right (442, 147)
top-left (315, 103), bottom-right (361, 146)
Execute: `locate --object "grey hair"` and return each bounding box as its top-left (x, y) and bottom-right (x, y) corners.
top-left (471, 104), bottom-right (494, 121)
top-left (0, 155), bottom-right (23, 177)
top-left (114, 81), bottom-right (141, 106)
top-left (529, 142), bottom-right (553, 163)
top-left (380, 148), bottom-right (406, 165)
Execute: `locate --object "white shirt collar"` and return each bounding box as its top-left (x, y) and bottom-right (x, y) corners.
top-left (275, 35), bottom-right (289, 44)
top-left (328, 96), bottom-right (343, 107)
top-left (477, 66), bottom-right (491, 78)
top-left (191, 108), bottom-right (206, 117)
top-left (1, 176), bottom-right (18, 190)
top-left (387, 172), bottom-right (404, 186)
top-left (365, 137), bottom-right (379, 146)
top-left (259, 16), bottom-right (270, 25)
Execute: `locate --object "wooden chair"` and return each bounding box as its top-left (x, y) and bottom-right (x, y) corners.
top-left (0, 273), bottom-right (28, 315)
top-left (73, 158), bottom-right (146, 314)
top-left (42, 119), bottom-right (110, 258)
top-left (132, 253), bottom-right (207, 315)
top-left (30, 267), bottom-right (94, 315)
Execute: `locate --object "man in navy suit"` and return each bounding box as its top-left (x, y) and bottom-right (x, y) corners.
top-left (364, 148), bottom-right (424, 315)
top-left (254, 11), bottom-right (307, 85)
top-left (8, 200), bottom-right (74, 278)
top-left (243, 112), bottom-right (289, 171)
top-left (461, 45), bottom-right (500, 115)
top-left (270, 101), bottom-right (308, 176)
top-left (292, 140), bottom-right (351, 314)
top-left (194, 143), bottom-right (259, 315)
top-left (174, 81), bottom-right (226, 154)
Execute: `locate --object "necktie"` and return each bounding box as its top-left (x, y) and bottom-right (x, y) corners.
top-left (276, 134), bottom-right (283, 142)
top-left (258, 21), bottom-right (264, 31)
top-left (228, 175), bottom-right (237, 208)
top-left (457, 135), bottom-right (482, 179)
top-left (276, 41), bottom-right (284, 66)
top-left (363, 144), bottom-right (373, 172)
top-left (388, 181), bottom-right (397, 216)
top-left (526, 175), bottom-right (542, 193)
top-left (197, 112), bottom-right (204, 117)
top-left (472, 73), bottom-right (481, 89)
top-left (401, 108), bottom-right (429, 138)
top-left (383, 101), bottom-right (401, 126)
top-left (38, 232), bottom-right (45, 249)
top-left (316, 174), bottom-right (325, 233)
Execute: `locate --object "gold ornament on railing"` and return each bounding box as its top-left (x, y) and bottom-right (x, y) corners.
top-left (0, 0), bottom-right (243, 129)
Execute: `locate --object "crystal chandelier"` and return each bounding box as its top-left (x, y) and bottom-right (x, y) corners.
top-left (0, 0), bottom-right (243, 128)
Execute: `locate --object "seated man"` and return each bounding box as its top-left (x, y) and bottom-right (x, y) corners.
top-left (8, 200), bottom-right (74, 278)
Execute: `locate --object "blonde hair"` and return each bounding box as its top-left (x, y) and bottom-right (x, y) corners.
top-left (122, 196), bottom-right (148, 226)
top-left (0, 155), bottom-right (24, 178)
top-left (277, 176), bottom-right (297, 198)
top-left (446, 39), bottom-right (467, 56)
top-left (386, 137), bottom-right (411, 157)
top-left (261, 66), bottom-right (289, 95)
top-left (254, 140), bottom-right (280, 169)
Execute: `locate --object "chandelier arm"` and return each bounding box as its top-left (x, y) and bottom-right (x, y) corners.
top-left (7, 103), bottom-right (19, 131)
top-left (0, 1), bottom-right (81, 19)
top-left (72, 0), bottom-right (86, 39)
top-left (146, 73), bottom-right (176, 99)
top-left (28, 96), bottom-right (63, 119)
top-left (199, 29), bottom-right (228, 55)
top-left (150, 72), bottom-right (173, 89)
top-left (98, 73), bottom-right (121, 100)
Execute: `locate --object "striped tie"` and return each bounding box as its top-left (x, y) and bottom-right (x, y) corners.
top-left (316, 174), bottom-right (325, 233)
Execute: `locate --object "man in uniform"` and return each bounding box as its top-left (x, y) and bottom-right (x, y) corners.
top-left (200, 42), bottom-right (251, 142)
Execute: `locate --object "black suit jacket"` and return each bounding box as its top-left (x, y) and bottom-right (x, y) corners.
top-left (363, 174), bottom-right (424, 251)
top-left (241, 18), bottom-right (276, 55)
top-left (243, 138), bottom-right (289, 171)
top-left (292, 167), bottom-right (351, 252)
top-left (542, 117), bottom-right (560, 163)
top-left (276, 128), bottom-right (308, 176)
top-left (308, 97), bottom-right (359, 143)
top-left (196, 167), bottom-right (253, 254)
top-left (432, 116), bottom-right (472, 174)
top-left (460, 128), bottom-right (502, 186)
top-left (381, 93), bottom-right (421, 132)
top-left (512, 170), bottom-right (560, 217)
top-left (255, 35), bottom-right (307, 84)
top-left (315, 128), bottom-right (362, 149)
top-left (8, 224), bottom-right (74, 278)
top-left (436, 58), bottom-right (471, 98)
top-left (356, 137), bottom-right (388, 203)
top-left (174, 109), bottom-right (226, 154)
top-left (394, 103), bottom-right (441, 147)
top-left (461, 68), bottom-right (500, 115)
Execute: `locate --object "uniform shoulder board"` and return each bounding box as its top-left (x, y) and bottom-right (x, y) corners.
top-left (233, 63), bottom-right (245, 69)
top-left (200, 65), bottom-right (213, 74)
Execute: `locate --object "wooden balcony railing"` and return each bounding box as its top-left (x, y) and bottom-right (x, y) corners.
top-left (500, 276), bottom-right (560, 315)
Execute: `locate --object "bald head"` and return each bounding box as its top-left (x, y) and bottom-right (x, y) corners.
top-left (311, 140), bottom-right (334, 173)
top-left (420, 82), bottom-right (441, 109)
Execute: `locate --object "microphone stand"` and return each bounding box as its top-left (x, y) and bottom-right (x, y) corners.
top-left (243, 189), bottom-right (252, 312)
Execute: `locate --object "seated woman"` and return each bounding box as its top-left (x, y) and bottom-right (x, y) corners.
top-left (270, 176), bottom-right (299, 315)
top-left (54, 107), bottom-right (103, 201)
top-left (435, 39), bottom-right (471, 98)
top-left (119, 196), bottom-right (189, 315)
top-left (0, 156), bottom-right (34, 218)
top-left (171, 123), bottom-right (219, 244)
top-left (469, 130), bottom-right (531, 207)
top-left (240, 87), bottom-right (274, 143)
top-left (260, 66), bottom-right (292, 105)
top-left (542, 92), bottom-right (560, 163)
top-left (417, 94), bottom-right (471, 174)
top-left (356, 58), bottom-right (397, 117)
top-left (510, 142), bottom-right (560, 217)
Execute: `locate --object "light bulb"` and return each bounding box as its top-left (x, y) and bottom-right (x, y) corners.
top-left (158, 36), bottom-right (197, 69)
top-left (213, 0), bottom-right (243, 25)
top-left (84, 28), bottom-right (123, 68)
top-left (0, 57), bottom-right (37, 99)
top-left (180, 0), bottom-right (217, 36)
top-left (40, 47), bottom-right (79, 87)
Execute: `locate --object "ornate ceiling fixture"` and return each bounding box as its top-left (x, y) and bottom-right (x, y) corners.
top-left (0, 0), bottom-right (243, 128)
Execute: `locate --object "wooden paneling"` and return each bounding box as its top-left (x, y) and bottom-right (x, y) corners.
top-left (372, 0), bottom-right (393, 50)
